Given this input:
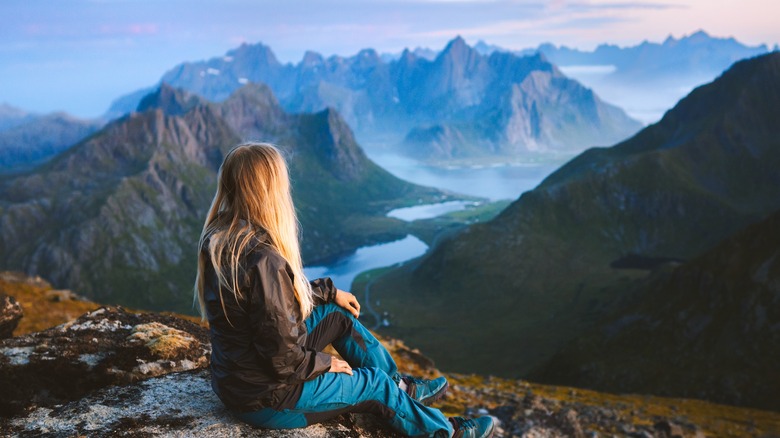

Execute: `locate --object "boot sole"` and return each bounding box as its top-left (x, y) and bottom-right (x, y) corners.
top-left (421, 381), bottom-right (449, 406)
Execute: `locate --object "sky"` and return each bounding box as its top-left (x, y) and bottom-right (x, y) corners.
top-left (1, 0), bottom-right (778, 118)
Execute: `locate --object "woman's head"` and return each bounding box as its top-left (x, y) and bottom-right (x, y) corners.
top-left (195, 142), bottom-right (313, 321)
top-left (218, 143), bottom-right (292, 230)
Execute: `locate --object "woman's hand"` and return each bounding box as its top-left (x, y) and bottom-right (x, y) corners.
top-left (329, 356), bottom-right (353, 375)
top-left (334, 289), bottom-right (360, 318)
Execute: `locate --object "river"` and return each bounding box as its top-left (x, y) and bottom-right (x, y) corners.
top-left (304, 235), bottom-right (428, 291)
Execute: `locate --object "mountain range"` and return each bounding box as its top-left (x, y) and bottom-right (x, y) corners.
top-left (0, 112), bottom-right (102, 173)
top-left (0, 104), bottom-right (38, 131)
top-left (368, 52), bottom-right (780, 410)
top-left (470, 31), bottom-right (771, 124)
top-left (107, 37), bottom-right (641, 162)
top-left (0, 83), bottom-right (442, 312)
top-left (527, 31), bottom-right (769, 84)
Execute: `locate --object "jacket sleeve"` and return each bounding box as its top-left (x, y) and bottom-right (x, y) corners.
top-left (310, 277), bottom-right (337, 305)
top-left (249, 254), bottom-right (332, 384)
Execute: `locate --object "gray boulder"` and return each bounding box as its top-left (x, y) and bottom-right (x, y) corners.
top-left (3, 369), bottom-right (400, 437)
top-left (0, 307), bottom-right (209, 416)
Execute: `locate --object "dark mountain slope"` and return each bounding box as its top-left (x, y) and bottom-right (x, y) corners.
top-left (533, 208), bottom-right (780, 411)
top-left (0, 84), bottom-right (442, 312)
top-left (369, 53), bottom-right (780, 388)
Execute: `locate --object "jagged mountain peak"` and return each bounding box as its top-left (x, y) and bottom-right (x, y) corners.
top-left (136, 83), bottom-right (205, 116)
top-left (356, 48), bottom-right (381, 62)
top-left (444, 35), bottom-right (468, 50)
top-left (398, 48), bottom-right (419, 64)
top-left (225, 41), bottom-right (282, 66)
top-left (663, 29), bottom-right (744, 49)
top-left (301, 50), bottom-right (325, 67)
top-left (439, 35), bottom-right (476, 61)
top-left (296, 107), bottom-right (366, 182)
top-left (218, 83), bottom-right (288, 140)
top-left (225, 82), bottom-right (282, 108)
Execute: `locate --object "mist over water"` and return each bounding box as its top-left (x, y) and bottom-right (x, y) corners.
top-left (365, 151), bottom-right (564, 201)
top-left (559, 65), bottom-right (702, 125)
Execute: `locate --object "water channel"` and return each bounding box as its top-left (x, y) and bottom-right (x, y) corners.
top-left (304, 152), bottom-right (563, 290)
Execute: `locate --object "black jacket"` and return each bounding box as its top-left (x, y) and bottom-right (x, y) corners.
top-left (202, 233), bottom-right (336, 412)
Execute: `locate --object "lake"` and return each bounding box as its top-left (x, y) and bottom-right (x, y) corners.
top-left (304, 154), bottom-right (562, 290)
top-left (387, 200), bottom-right (474, 221)
top-left (365, 151), bottom-right (564, 201)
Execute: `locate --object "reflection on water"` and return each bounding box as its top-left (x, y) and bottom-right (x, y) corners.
top-left (365, 151), bottom-right (562, 200)
top-left (387, 200), bottom-right (473, 221)
top-left (304, 235), bottom-right (428, 290)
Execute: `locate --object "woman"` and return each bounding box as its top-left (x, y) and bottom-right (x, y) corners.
top-left (194, 143), bottom-right (494, 438)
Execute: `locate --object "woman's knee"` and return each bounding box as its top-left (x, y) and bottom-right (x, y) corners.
top-left (307, 303), bottom-right (355, 329)
top-left (354, 367), bottom-right (399, 398)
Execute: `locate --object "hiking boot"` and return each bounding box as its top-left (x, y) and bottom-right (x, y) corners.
top-left (448, 416), bottom-right (495, 438)
top-left (397, 374), bottom-right (449, 405)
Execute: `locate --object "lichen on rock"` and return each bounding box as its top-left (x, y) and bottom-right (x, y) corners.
top-left (0, 306), bottom-right (210, 417)
top-left (128, 321), bottom-right (197, 360)
top-left (0, 294), bottom-right (23, 339)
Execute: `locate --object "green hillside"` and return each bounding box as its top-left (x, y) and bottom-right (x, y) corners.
top-left (0, 84), bottom-right (444, 313)
top-left (532, 208), bottom-right (780, 411)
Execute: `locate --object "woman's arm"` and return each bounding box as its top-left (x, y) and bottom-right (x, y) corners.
top-left (310, 277), bottom-right (361, 318)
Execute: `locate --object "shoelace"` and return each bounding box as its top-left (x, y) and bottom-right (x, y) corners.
top-left (451, 416), bottom-right (477, 430)
top-left (401, 375), bottom-right (429, 385)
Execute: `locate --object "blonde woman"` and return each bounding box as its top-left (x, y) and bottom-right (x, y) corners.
top-left (195, 143), bottom-right (494, 437)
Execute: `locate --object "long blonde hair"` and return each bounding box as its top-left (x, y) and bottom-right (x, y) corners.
top-left (194, 142), bottom-right (313, 321)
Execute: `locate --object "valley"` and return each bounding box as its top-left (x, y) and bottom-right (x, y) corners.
top-left (364, 52), bottom-right (780, 412)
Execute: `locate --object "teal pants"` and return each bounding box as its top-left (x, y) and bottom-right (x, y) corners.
top-left (234, 303), bottom-right (453, 437)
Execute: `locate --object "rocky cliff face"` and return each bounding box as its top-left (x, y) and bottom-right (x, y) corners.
top-left (396, 39), bottom-right (641, 160)
top-left (0, 103), bottom-right (232, 311)
top-left (369, 52), bottom-right (780, 404)
top-left (0, 84), bottom-right (442, 312)
top-left (107, 37), bottom-right (641, 162)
